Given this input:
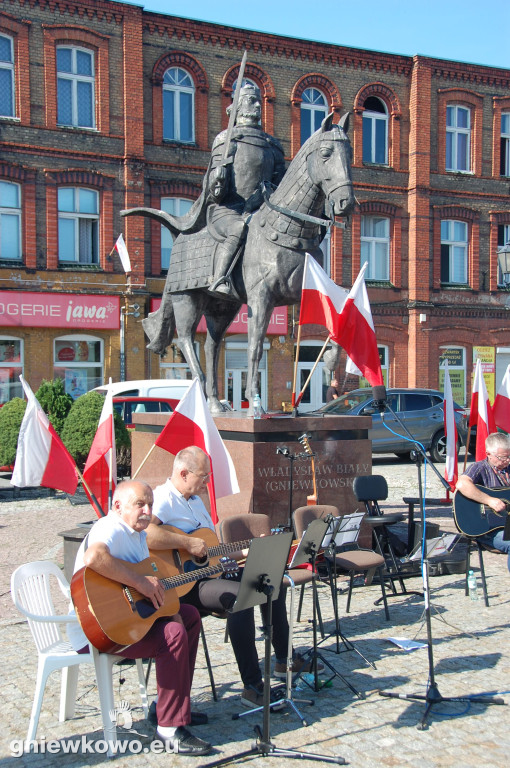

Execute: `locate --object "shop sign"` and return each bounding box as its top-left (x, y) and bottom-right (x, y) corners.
top-left (150, 300), bottom-right (287, 334)
top-left (0, 292), bottom-right (120, 330)
top-left (473, 346), bottom-right (495, 403)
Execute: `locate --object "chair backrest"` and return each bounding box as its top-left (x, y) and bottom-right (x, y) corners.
top-left (293, 505), bottom-right (339, 539)
top-left (219, 513), bottom-right (272, 544)
top-left (353, 475), bottom-right (388, 516)
top-left (11, 561), bottom-right (70, 654)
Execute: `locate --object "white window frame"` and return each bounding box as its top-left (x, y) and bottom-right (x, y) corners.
top-left (0, 180), bottom-right (21, 261)
top-left (53, 333), bottom-right (104, 397)
top-left (0, 335), bottom-right (23, 403)
top-left (501, 113), bottom-right (510, 177)
top-left (360, 216), bottom-right (390, 281)
top-left (362, 99), bottom-right (388, 165)
top-left (0, 33), bottom-right (15, 118)
top-left (58, 187), bottom-right (99, 265)
top-left (162, 67), bottom-right (195, 143)
top-left (441, 219), bottom-right (468, 285)
top-left (301, 88), bottom-right (328, 144)
top-left (498, 223), bottom-right (510, 287)
top-left (160, 197), bottom-right (193, 270)
top-left (56, 45), bottom-right (95, 129)
top-left (446, 105), bottom-right (471, 172)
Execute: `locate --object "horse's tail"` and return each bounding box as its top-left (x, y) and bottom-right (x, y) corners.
top-left (141, 291), bottom-right (176, 357)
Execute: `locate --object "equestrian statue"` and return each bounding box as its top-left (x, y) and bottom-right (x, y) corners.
top-left (122, 78), bottom-right (355, 413)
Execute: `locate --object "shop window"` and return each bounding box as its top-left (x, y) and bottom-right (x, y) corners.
top-left (301, 88), bottom-right (327, 144)
top-left (362, 96), bottom-right (388, 164)
top-left (439, 347), bottom-right (466, 405)
top-left (160, 197), bottom-right (193, 270)
top-left (53, 335), bottom-right (103, 398)
top-left (0, 34), bottom-right (14, 117)
top-left (0, 336), bottom-right (22, 403)
top-left (441, 220), bottom-right (468, 284)
top-left (501, 113), bottom-right (510, 177)
top-left (58, 187), bottom-right (99, 264)
top-left (159, 341), bottom-right (196, 380)
top-left (57, 46), bottom-right (95, 129)
top-left (163, 67), bottom-right (194, 143)
top-left (0, 180), bottom-right (21, 260)
top-left (360, 345), bottom-right (389, 389)
top-left (446, 105), bottom-right (471, 172)
top-left (361, 216), bottom-right (390, 280)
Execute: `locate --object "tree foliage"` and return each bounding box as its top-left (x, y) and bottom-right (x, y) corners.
top-left (0, 398), bottom-right (27, 467)
top-left (35, 378), bottom-right (73, 435)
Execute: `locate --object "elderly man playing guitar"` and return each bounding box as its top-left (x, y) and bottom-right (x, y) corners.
top-left (455, 432), bottom-right (510, 572)
top-left (69, 480), bottom-right (212, 756)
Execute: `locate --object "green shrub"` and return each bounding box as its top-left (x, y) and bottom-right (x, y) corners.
top-left (0, 398), bottom-right (27, 467)
top-left (61, 391), bottom-right (131, 469)
top-left (35, 378), bottom-right (73, 435)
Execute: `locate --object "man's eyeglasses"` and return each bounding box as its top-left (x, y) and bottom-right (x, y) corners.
top-left (190, 470), bottom-right (212, 481)
top-left (489, 453), bottom-right (510, 462)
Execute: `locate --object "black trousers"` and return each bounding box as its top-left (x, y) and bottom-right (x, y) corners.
top-left (182, 572), bottom-right (290, 689)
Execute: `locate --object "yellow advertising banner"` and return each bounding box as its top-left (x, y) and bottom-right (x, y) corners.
top-left (473, 347), bottom-right (495, 403)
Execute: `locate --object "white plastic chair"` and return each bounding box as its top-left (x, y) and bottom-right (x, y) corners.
top-left (11, 561), bottom-right (148, 755)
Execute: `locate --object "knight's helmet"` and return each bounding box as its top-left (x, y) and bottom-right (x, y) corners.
top-left (227, 81), bottom-right (261, 119)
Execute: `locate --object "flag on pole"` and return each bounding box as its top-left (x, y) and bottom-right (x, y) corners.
top-left (443, 361), bottom-right (458, 490)
top-left (11, 376), bottom-right (79, 494)
top-left (83, 387), bottom-right (116, 517)
top-left (154, 378), bottom-right (239, 524)
top-left (299, 255), bottom-right (383, 386)
top-left (494, 364), bottom-right (510, 433)
top-left (469, 359), bottom-right (496, 461)
top-left (115, 234), bottom-right (131, 274)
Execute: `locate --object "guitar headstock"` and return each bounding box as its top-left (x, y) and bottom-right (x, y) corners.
top-left (298, 432), bottom-right (313, 455)
top-left (219, 557), bottom-right (240, 578)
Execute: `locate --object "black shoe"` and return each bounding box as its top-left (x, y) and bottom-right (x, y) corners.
top-left (148, 701), bottom-right (208, 727)
top-left (154, 726), bottom-right (212, 756)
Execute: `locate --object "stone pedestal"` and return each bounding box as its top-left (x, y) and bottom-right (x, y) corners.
top-left (131, 412), bottom-right (372, 541)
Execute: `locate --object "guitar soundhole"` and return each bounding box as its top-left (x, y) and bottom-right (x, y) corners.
top-left (183, 559), bottom-right (208, 573)
top-left (135, 599), bottom-right (157, 619)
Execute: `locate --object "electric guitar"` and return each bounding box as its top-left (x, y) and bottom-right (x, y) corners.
top-left (298, 432), bottom-right (318, 505)
top-left (453, 485), bottom-right (510, 537)
top-left (71, 552), bottom-right (238, 653)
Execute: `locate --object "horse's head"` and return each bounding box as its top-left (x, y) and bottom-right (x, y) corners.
top-left (306, 112), bottom-right (356, 218)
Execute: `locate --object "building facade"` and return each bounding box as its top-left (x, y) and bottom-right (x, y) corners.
top-left (1, 0), bottom-right (509, 410)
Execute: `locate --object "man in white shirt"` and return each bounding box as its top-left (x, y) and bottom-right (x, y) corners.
top-left (148, 446), bottom-right (315, 709)
top-left (70, 479), bottom-right (211, 755)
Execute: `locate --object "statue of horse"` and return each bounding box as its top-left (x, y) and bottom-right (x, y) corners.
top-left (122, 112), bottom-right (355, 413)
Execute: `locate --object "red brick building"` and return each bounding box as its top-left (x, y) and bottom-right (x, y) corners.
top-left (1, 0), bottom-right (509, 410)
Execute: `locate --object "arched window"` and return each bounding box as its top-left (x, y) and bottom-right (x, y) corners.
top-left (0, 34), bottom-right (14, 117)
top-left (362, 96), bottom-right (388, 164)
top-left (361, 216), bottom-right (390, 280)
top-left (58, 187), bottom-right (99, 265)
top-left (0, 180), bottom-right (21, 260)
top-left (56, 46), bottom-right (95, 129)
top-left (160, 197), bottom-right (193, 270)
top-left (301, 88), bottom-right (327, 144)
top-left (53, 334), bottom-right (103, 397)
top-left (441, 220), bottom-right (468, 284)
top-left (0, 335), bottom-right (23, 403)
top-left (163, 67), bottom-right (195, 143)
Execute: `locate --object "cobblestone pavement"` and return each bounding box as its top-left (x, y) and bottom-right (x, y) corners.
top-left (1, 456), bottom-right (509, 768)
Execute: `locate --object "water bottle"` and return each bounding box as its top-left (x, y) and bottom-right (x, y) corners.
top-left (467, 569), bottom-right (478, 601)
top-left (253, 393), bottom-right (262, 419)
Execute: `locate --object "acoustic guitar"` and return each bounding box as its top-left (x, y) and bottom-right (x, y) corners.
top-left (71, 552), bottom-right (238, 653)
top-left (453, 485), bottom-right (510, 537)
top-left (298, 433), bottom-right (318, 505)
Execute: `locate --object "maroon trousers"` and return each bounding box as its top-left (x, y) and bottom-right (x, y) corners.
top-left (114, 604), bottom-right (201, 728)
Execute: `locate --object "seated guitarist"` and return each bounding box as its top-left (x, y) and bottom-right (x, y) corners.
top-left (147, 446), bottom-right (318, 710)
top-left (69, 480), bottom-right (212, 756)
top-left (456, 432), bottom-right (510, 572)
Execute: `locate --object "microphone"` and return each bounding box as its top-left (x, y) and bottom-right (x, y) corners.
top-left (372, 385), bottom-right (387, 413)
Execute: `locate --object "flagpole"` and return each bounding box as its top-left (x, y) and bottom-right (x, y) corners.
top-left (131, 444), bottom-right (157, 480)
top-left (76, 467), bottom-right (106, 517)
top-left (291, 322), bottom-right (303, 409)
top-left (462, 425), bottom-right (472, 474)
top-left (295, 334), bottom-right (332, 407)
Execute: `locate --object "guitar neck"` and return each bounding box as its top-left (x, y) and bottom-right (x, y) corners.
top-left (207, 539), bottom-right (251, 557)
top-left (159, 561), bottom-right (230, 591)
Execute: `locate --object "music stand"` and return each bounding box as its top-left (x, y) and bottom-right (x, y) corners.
top-left (201, 533), bottom-right (345, 767)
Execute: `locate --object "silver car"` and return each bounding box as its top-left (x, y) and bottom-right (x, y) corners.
top-left (315, 388), bottom-right (468, 462)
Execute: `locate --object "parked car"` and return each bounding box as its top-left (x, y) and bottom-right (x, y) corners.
top-left (313, 388), bottom-right (468, 462)
top-left (112, 396), bottom-right (177, 429)
top-left (93, 378), bottom-right (192, 400)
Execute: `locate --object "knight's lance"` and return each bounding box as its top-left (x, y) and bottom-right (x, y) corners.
top-left (221, 49), bottom-right (248, 165)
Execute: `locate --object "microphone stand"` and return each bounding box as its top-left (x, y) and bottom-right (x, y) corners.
top-left (372, 388), bottom-right (505, 728)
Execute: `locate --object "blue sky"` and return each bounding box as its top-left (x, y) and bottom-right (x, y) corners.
top-left (123, 0), bottom-right (509, 70)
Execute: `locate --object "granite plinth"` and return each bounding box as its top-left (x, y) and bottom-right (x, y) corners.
top-left (131, 412), bottom-right (372, 539)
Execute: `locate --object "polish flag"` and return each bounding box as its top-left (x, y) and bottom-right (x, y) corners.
top-left (11, 376), bottom-right (79, 494)
top-left (115, 234), bottom-right (131, 274)
top-left (442, 361), bottom-right (458, 489)
top-left (154, 378), bottom-right (239, 524)
top-left (83, 387), bottom-right (116, 517)
top-left (469, 359), bottom-right (496, 461)
top-left (494, 364), bottom-right (510, 433)
top-left (299, 256), bottom-right (383, 386)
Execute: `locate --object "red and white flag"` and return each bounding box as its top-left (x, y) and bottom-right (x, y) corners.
top-left (154, 378), bottom-right (239, 524)
top-left (115, 234), bottom-right (131, 274)
top-left (469, 359), bottom-right (496, 461)
top-left (11, 376), bottom-right (79, 494)
top-left (442, 361), bottom-right (458, 489)
top-left (299, 255), bottom-right (383, 386)
top-left (494, 364), bottom-right (510, 433)
top-left (83, 386), bottom-right (116, 517)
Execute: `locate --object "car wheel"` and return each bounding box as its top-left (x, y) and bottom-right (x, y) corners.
top-left (394, 452), bottom-right (412, 461)
top-left (430, 430), bottom-right (459, 463)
